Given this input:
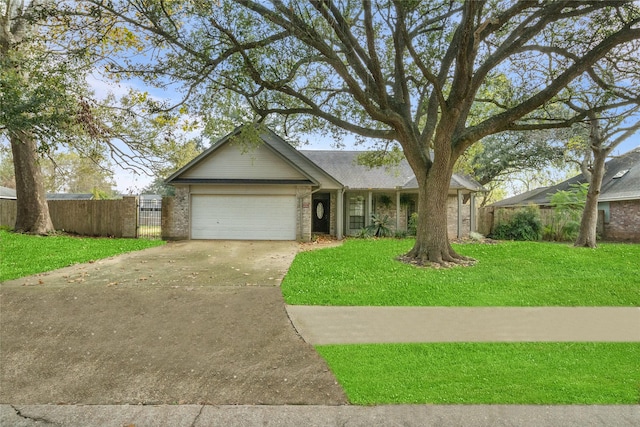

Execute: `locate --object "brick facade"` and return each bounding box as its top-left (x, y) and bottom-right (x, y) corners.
top-left (161, 186), bottom-right (476, 242)
top-left (342, 191), bottom-right (473, 238)
top-left (296, 186), bottom-right (312, 242)
top-left (161, 186), bottom-right (189, 240)
top-left (604, 200), bottom-right (640, 242)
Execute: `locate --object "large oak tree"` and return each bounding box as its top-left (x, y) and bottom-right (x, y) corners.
top-left (91, 0), bottom-right (640, 264)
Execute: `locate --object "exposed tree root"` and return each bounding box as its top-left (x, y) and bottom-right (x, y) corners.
top-left (398, 250), bottom-right (477, 269)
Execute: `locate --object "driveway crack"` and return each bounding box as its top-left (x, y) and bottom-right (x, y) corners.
top-left (10, 405), bottom-right (60, 426)
top-left (190, 405), bottom-right (205, 427)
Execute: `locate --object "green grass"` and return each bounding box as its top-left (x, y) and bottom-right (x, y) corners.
top-left (0, 229), bottom-right (165, 282)
top-left (317, 342), bottom-right (640, 404)
top-left (282, 239), bottom-right (640, 306)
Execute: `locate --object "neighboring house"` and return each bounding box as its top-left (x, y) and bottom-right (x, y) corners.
top-left (46, 193), bottom-right (94, 200)
top-left (491, 146), bottom-right (640, 241)
top-left (0, 190), bottom-right (94, 201)
top-left (164, 126), bottom-right (484, 242)
top-left (0, 186), bottom-right (17, 200)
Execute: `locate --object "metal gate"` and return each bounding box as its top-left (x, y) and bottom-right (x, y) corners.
top-left (137, 196), bottom-right (162, 239)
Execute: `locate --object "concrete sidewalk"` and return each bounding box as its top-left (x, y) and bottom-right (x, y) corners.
top-left (286, 306), bottom-right (640, 344)
top-left (3, 404), bottom-right (640, 427)
top-left (3, 305), bottom-right (639, 426)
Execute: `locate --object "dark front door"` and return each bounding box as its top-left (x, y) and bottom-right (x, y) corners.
top-left (312, 194), bottom-right (330, 234)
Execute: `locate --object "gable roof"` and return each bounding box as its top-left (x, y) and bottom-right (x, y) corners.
top-left (492, 146), bottom-right (640, 207)
top-left (165, 125), bottom-right (342, 188)
top-left (301, 150), bottom-right (484, 192)
top-left (165, 125), bottom-right (484, 192)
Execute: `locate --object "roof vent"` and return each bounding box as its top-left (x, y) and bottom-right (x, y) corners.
top-left (612, 169), bottom-right (629, 179)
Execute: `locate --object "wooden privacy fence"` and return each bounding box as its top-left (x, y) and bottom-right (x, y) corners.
top-left (478, 205), bottom-right (604, 238)
top-left (477, 206), bottom-right (555, 236)
top-left (0, 197), bottom-right (139, 238)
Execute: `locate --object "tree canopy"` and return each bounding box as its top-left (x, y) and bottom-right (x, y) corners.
top-left (77, 1), bottom-right (640, 263)
top-left (1, 0), bottom-right (196, 232)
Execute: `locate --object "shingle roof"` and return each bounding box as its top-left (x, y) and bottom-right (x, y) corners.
top-left (46, 193), bottom-right (94, 200)
top-left (491, 146), bottom-right (640, 207)
top-left (165, 124), bottom-right (484, 192)
top-left (300, 150), bottom-right (484, 191)
top-left (491, 186), bottom-right (551, 207)
top-left (0, 186), bottom-right (16, 199)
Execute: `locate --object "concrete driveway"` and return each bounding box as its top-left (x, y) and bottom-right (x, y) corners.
top-left (0, 241), bottom-right (347, 405)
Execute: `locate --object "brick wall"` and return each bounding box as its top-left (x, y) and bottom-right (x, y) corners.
top-left (369, 192), bottom-right (472, 238)
top-left (161, 186), bottom-right (189, 240)
top-left (372, 193), bottom-right (401, 232)
top-left (604, 199), bottom-right (640, 242)
top-left (329, 192), bottom-right (337, 236)
top-left (296, 186), bottom-right (312, 242)
top-left (446, 194), bottom-right (471, 238)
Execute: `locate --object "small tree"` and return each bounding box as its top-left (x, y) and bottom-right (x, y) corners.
top-left (546, 183), bottom-right (588, 242)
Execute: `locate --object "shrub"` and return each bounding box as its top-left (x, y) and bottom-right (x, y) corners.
top-left (354, 228), bottom-right (371, 239)
top-left (491, 206), bottom-right (542, 241)
top-left (366, 214), bottom-right (393, 237)
top-left (407, 212), bottom-right (418, 236)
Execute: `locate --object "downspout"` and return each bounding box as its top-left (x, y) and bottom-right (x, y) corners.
top-left (366, 191), bottom-right (373, 227)
top-left (336, 187), bottom-right (344, 240)
top-left (470, 192), bottom-right (477, 233)
top-left (457, 189), bottom-right (463, 239)
top-left (395, 188), bottom-right (401, 232)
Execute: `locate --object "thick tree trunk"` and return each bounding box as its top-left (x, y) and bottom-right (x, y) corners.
top-left (403, 159), bottom-right (475, 267)
top-left (574, 151), bottom-right (606, 248)
top-left (10, 131), bottom-right (55, 234)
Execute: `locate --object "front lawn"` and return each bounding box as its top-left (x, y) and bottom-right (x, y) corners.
top-left (282, 239), bottom-right (640, 306)
top-left (317, 342), bottom-right (640, 404)
top-left (0, 230), bottom-right (165, 282)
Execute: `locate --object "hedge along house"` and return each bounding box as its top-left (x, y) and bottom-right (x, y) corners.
top-left (163, 126), bottom-right (484, 241)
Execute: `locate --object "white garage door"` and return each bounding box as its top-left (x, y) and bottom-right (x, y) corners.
top-left (191, 194), bottom-right (297, 240)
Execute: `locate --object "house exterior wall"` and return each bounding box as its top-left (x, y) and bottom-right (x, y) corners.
top-left (373, 193), bottom-right (399, 232)
top-left (162, 186), bottom-right (190, 240)
top-left (181, 143), bottom-right (307, 180)
top-left (604, 199), bottom-right (640, 242)
top-left (447, 194), bottom-right (471, 238)
top-left (296, 186), bottom-right (312, 242)
top-left (329, 192), bottom-right (337, 236)
top-left (340, 191), bottom-right (471, 238)
top-left (164, 184), bottom-right (312, 242)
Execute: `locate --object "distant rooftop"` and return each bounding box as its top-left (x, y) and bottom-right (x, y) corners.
top-left (46, 193), bottom-right (94, 201)
top-left (491, 146), bottom-right (640, 207)
top-left (0, 186), bottom-right (17, 199)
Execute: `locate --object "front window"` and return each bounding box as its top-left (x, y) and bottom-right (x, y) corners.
top-left (349, 197), bottom-right (365, 229)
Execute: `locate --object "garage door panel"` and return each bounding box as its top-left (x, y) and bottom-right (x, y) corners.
top-left (191, 194), bottom-right (296, 240)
